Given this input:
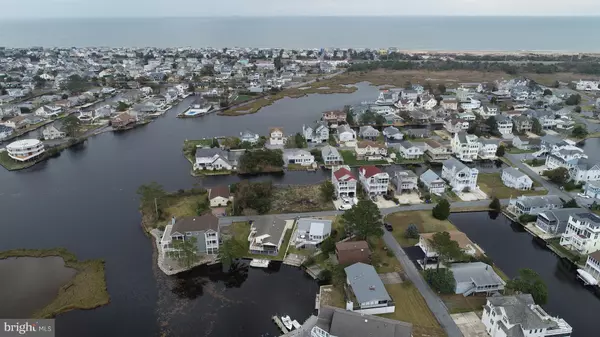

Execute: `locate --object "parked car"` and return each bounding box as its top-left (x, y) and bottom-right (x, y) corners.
top-left (384, 223), bottom-right (393, 231)
top-left (338, 204), bottom-right (351, 210)
top-left (578, 193), bottom-right (590, 199)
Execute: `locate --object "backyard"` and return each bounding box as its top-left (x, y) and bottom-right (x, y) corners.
top-left (0, 150), bottom-right (39, 170)
top-left (385, 210), bottom-right (457, 247)
top-left (182, 139), bottom-right (213, 162)
top-left (145, 189), bottom-right (209, 230)
top-left (230, 221), bottom-right (292, 261)
top-left (440, 294), bottom-right (488, 314)
top-left (339, 150), bottom-right (388, 166)
top-left (477, 173), bottom-right (547, 199)
top-left (270, 184), bottom-right (335, 213)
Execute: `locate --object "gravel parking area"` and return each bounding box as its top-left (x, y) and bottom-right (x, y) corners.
top-left (451, 312), bottom-right (489, 337)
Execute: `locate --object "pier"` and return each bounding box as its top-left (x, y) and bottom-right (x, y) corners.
top-left (272, 316), bottom-right (289, 334)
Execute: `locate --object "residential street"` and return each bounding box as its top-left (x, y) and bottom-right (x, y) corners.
top-left (503, 153), bottom-right (572, 200)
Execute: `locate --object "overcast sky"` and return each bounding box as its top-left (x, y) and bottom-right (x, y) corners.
top-left (1, 0), bottom-right (600, 18)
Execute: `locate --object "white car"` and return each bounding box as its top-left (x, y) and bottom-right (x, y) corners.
top-left (578, 193), bottom-right (591, 199)
top-left (338, 203), bottom-right (352, 210)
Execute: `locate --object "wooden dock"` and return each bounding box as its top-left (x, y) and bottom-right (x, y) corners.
top-left (272, 316), bottom-right (289, 334)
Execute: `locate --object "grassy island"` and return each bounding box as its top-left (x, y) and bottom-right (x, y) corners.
top-left (0, 248), bottom-right (109, 318)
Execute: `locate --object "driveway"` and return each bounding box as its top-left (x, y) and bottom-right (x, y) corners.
top-left (504, 153), bottom-right (572, 200)
top-left (451, 312), bottom-right (488, 337)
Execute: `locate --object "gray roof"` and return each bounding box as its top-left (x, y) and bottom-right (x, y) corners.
top-left (540, 134), bottom-right (566, 147)
top-left (251, 215), bottom-right (287, 243)
top-left (572, 212), bottom-right (600, 228)
top-left (398, 140), bottom-right (417, 150)
top-left (443, 157), bottom-right (468, 172)
top-left (316, 306), bottom-right (413, 337)
top-left (394, 170), bottom-right (417, 179)
top-left (383, 126), bottom-right (401, 135)
top-left (516, 195), bottom-right (563, 208)
top-left (321, 145), bottom-right (341, 158)
top-left (503, 167), bottom-right (528, 180)
top-left (456, 131), bottom-right (468, 143)
top-left (337, 124), bottom-right (354, 134)
top-left (172, 213), bottom-right (219, 234)
top-left (344, 262), bottom-right (391, 304)
top-left (359, 125), bottom-right (380, 135)
top-left (296, 218), bottom-right (332, 237)
top-left (451, 262), bottom-right (505, 287)
top-left (488, 294), bottom-right (557, 330)
top-left (538, 208), bottom-right (585, 224)
top-left (420, 169), bottom-right (444, 185)
top-left (479, 138), bottom-right (498, 145)
top-left (195, 148), bottom-right (227, 159)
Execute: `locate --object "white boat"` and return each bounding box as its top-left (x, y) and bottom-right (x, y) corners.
top-left (576, 269), bottom-right (598, 286)
top-left (249, 259), bottom-right (270, 268)
top-left (281, 316), bottom-right (293, 331)
top-left (291, 320), bottom-right (301, 330)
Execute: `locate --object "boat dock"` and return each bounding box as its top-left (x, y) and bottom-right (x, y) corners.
top-left (249, 259), bottom-right (270, 268)
top-left (272, 316), bottom-right (289, 334)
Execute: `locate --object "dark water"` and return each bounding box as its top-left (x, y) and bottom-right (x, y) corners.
top-left (450, 212), bottom-right (600, 337)
top-left (0, 83), bottom-right (377, 337)
top-left (0, 257), bottom-right (77, 318)
top-left (1, 17), bottom-right (600, 51)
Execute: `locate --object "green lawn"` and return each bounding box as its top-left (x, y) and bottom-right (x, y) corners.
top-left (385, 210), bottom-right (457, 247)
top-left (0, 151), bottom-right (38, 170)
top-left (182, 139), bottom-right (214, 161)
top-left (524, 159), bottom-right (545, 167)
top-left (339, 150), bottom-right (388, 166)
top-left (369, 236), bottom-right (403, 273)
top-left (230, 221), bottom-right (292, 261)
top-left (395, 156), bottom-right (425, 164)
top-left (506, 147), bottom-right (536, 154)
top-left (477, 173), bottom-right (547, 199)
top-left (440, 294), bottom-right (488, 314)
top-left (147, 190), bottom-right (208, 229)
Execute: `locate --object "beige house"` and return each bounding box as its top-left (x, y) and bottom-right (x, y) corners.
top-left (209, 186), bottom-right (232, 207)
top-left (355, 140), bottom-right (387, 160)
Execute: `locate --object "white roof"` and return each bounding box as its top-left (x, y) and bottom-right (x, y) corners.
top-left (7, 139), bottom-right (42, 149)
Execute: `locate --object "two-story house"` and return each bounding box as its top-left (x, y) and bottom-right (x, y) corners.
top-left (478, 139), bottom-right (498, 160)
top-left (358, 166), bottom-right (390, 197)
top-left (283, 149), bottom-right (315, 166)
top-left (508, 195), bottom-right (563, 216)
top-left (239, 130), bottom-right (260, 145)
top-left (332, 165), bottom-right (357, 198)
top-left (444, 118), bottom-right (470, 134)
top-left (560, 212), bottom-right (600, 255)
top-left (337, 124), bottom-right (356, 142)
top-left (420, 169), bottom-right (446, 194)
top-left (42, 125), bottom-right (66, 140)
top-left (294, 218), bottom-right (332, 249)
top-left (194, 148), bottom-right (236, 171)
top-left (536, 208), bottom-right (584, 235)
top-left (268, 127), bottom-right (285, 146)
top-left (358, 126), bottom-right (380, 140)
top-left (441, 98), bottom-right (459, 110)
top-left (570, 160), bottom-right (600, 183)
top-left (394, 140), bottom-right (423, 160)
top-left (355, 141), bottom-right (387, 160)
top-left (477, 105), bottom-right (498, 119)
top-left (303, 122), bottom-right (329, 143)
top-left (382, 126), bottom-right (403, 140)
top-left (442, 157), bottom-right (479, 192)
top-left (496, 115), bottom-right (514, 137)
top-left (583, 251), bottom-right (600, 285)
top-left (248, 216), bottom-right (288, 256)
top-left (501, 168), bottom-right (533, 190)
top-left (321, 145), bottom-right (343, 166)
top-left (322, 110), bottom-right (347, 125)
top-left (513, 115), bottom-right (533, 133)
top-left (424, 139), bottom-right (452, 163)
top-left (344, 263), bottom-right (395, 314)
top-left (392, 170), bottom-right (418, 193)
top-left (451, 132), bottom-right (480, 162)
top-left (160, 213), bottom-right (220, 258)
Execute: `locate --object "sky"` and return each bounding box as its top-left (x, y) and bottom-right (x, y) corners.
top-left (1, 0), bottom-right (600, 18)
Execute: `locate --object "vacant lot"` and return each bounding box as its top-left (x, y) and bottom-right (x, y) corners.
top-left (145, 190), bottom-right (208, 229)
top-left (270, 184), bottom-right (335, 213)
top-left (339, 150), bottom-right (388, 166)
top-left (332, 69), bottom-right (514, 87)
top-left (441, 294), bottom-right (488, 314)
top-left (385, 210), bottom-right (457, 247)
top-left (477, 173), bottom-right (547, 199)
top-left (369, 236), bottom-right (403, 273)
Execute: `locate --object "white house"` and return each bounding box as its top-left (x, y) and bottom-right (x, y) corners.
top-left (478, 139), bottom-right (498, 160)
top-left (337, 125), bottom-right (356, 142)
top-left (269, 127), bottom-right (285, 146)
top-left (570, 160), bottom-right (600, 184)
top-left (6, 139), bottom-right (45, 162)
top-left (583, 251), bottom-right (600, 285)
top-left (322, 145), bottom-right (343, 166)
top-left (239, 130), bottom-right (260, 145)
top-left (477, 105), bottom-right (498, 118)
top-left (355, 141), bottom-right (387, 160)
top-left (444, 118), bottom-right (470, 134)
top-left (382, 126), bottom-right (403, 140)
top-left (283, 149), bottom-right (315, 166)
top-left (496, 115), bottom-right (514, 137)
top-left (194, 149), bottom-right (235, 171)
top-left (42, 125), bottom-right (66, 140)
top-left (560, 212), bottom-right (600, 255)
top-left (420, 169), bottom-right (446, 194)
top-left (294, 218), bottom-right (332, 249)
top-left (576, 80), bottom-right (600, 91)
top-left (482, 294), bottom-right (572, 337)
top-left (421, 97), bottom-right (438, 110)
top-left (509, 195), bottom-right (563, 216)
top-left (396, 140), bottom-right (423, 160)
top-left (585, 181), bottom-right (600, 199)
top-left (442, 157), bottom-right (479, 192)
top-left (358, 166), bottom-right (390, 197)
top-left (344, 263), bottom-right (395, 314)
top-left (34, 105), bottom-right (62, 118)
top-left (451, 132), bottom-right (480, 162)
top-left (461, 98), bottom-right (481, 111)
top-left (332, 166), bottom-right (357, 198)
top-left (208, 186), bottom-right (232, 207)
top-left (303, 122), bottom-right (329, 143)
top-left (0, 125), bottom-right (14, 140)
top-left (501, 168), bottom-right (533, 190)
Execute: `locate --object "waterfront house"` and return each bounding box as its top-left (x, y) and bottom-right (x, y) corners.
top-left (344, 263), bottom-right (395, 314)
top-left (424, 139), bottom-right (452, 163)
top-left (583, 251), bottom-right (600, 285)
top-left (513, 136), bottom-right (541, 151)
top-left (208, 186), bottom-right (232, 207)
top-left (355, 140), bottom-right (387, 160)
top-left (321, 145), bottom-right (343, 166)
top-left (239, 130), bottom-right (260, 145)
top-left (404, 128), bottom-right (431, 139)
top-left (358, 126), bottom-right (380, 140)
top-left (322, 110), bottom-right (346, 124)
top-left (477, 105), bottom-right (498, 118)
top-left (570, 160), bottom-right (600, 184)
top-left (376, 90), bottom-right (397, 105)
top-left (335, 241), bottom-right (371, 266)
top-left (6, 139), bottom-right (45, 162)
top-left (283, 149), bottom-right (315, 166)
top-left (42, 125), bottom-right (66, 140)
top-left (501, 168), bottom-right (533, 190)
top-left (111, 112), bottom-right (136, 129)
top-left (194, 148), bottom-right (235, 171)
top-left (509, 195), bottom-right (563, 216)
top-left (584, 181), bottom-right (600, 199)
top-left (34, 105), bottom-right (62, 118)
top-left (161, 213), bottom-right (220, 257)
top-left (303, 122), bottom-right (329, 143)
top-left (383, 112), bottom-right (403, 125)
top-left (312, 306), bottom-right (412, 337)
top-left (358, 166), bottom-right (390, 197)
top-left (482, 294), bottom-right (572, 337)
top-left (419, 231), bottom-right (479, 260)
top-left (514, 115), bottom-right (533, 133)
top-left (560, 212), bottom-right (600, 255)
top-left (496, 115), bottom-right (514, 137)
top-left (294, 218), bottom-right (332, 249)
top-left (444, 118), bottom-right (470, 134)
top-left (248, 216), bottom-right (288, 256)
top-left (442, 157), bottom-right (479, 192)
top-left (420, 169), bottom-right (446, 194)
top-left (268, 127), bottom-right (285, 146)
top-left (450, 262), bottom-right (505, 296)
top-left (336, 124), bottom-right (356, 142)
top-left (451, 132), bottom-right (479, 162)
top-left (392, 170), bottom-right (418, 193)
top-left (382, 126), bottom-right (403, 140)
top-left (332, 165), bottom-right (357, 198)
top-left (478, 139), bottom-right (498, 160)
top-left (545, 147), bottom-right (587, 171)
top-left (5, 115), bottom-right (32, 129)
top-left (535, 208), bottom-right (585, 235)
top-left (0, 125), bottom-right (14, 140)
top-left (395, 140), bottom-right (423, 160)
top-left (441, 98), bottom-right (459, 110)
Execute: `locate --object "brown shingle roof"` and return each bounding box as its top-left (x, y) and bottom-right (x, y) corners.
top-left (172, 213), bottom-right (219, 234)
top-left (209, 186), bottom-right (230, 199)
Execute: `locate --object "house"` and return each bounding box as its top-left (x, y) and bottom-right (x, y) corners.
top-left (401, 89), bottom-right (419, 100)
top-left (0, 125), bottom-right (14, 140)
top-left (404, 128), bottom-right (431, 139)
top-left (383, 112), bottom-right (404, 125)
top-left (239, 130), bottom-right (260, 145)
top-left (355, 141), bottom-right (387, 160)
top-left (160, 213), bottom-right (220, 257)
top-left (208, 186), bottom-right (232, 207)
top-left (283, 149), bottom-right (315, 166)
top-left (335, 241), bottom-right (371, 266)
top-left (583, 251), bottom-right (600, 285)
top-left (535, 208), bottom-right (585, 235)
top-left (6, 139), bottom-right (45, 161)
top-left (294, 218), bottom-right (332, 248)
top-left (441, 98), bottom-right (459, 110)
top-left (111, 113), bottom-right (136, 129)
top-left (570, 160), bottom-right (600, 183)
top-left (332, 165), bottom-right (357, 198)
top-left (194, 148), bottom-right (235, 171)
top-left (508, 195), bottom-right (563, 216)
top-left (376, 90), bottom-right (397, 105)
top-left (358, 166), bottom-right (390, 197)
top-left (585, 181), bottom-right (600, 199)
top-left (576, 80), bottom-right (600, 91)
top-left (442, 157), bottom-right (479, 192)
top-left (477, 105), bottom-right (498, 118)
top-left (5, 115), bottom-right (31, 129)
top-left (444, 118), bottom-right (470, 134)
top-left (248, 216), bottom-right (288, 255)
top-left (358, 126), bottom-right (380, 140)
top-left (496, 115), bottom-right (514, 137)
top-left (34, 105), bottom-right (62, 118)
top-left (269, 127), bottom-right (285, 146)
top-left (424, 139), bottom-right (452, 162)
top-left (478, 139), bottom-right (498, 160)
top-left (322, 110), bottom-right (346, 124)
top-left (382, 126), bottom-right (403, 140)
top-left (396, 99), bottom-right (415, 112)
top-left (344, 263), bottom-right (395, 314)
top-left (303, 122), bottom-right (329, 143)
top-left (421, 97), bottom-right (438, 110)
top-left (512, 136), bottom-right (541, 151)
top-left (501, 168), bottom-right (533, 190)
top-left (392, 170), bottom-right (418, 193)
top-left (312, 306), bottom-right (412, 337)
top-left (560, 212), bottom-right (600, 255)
top-left (321, 145), bottom-right (343, 165)
top-left (513, 115), bottom-right (533, 133)
top-left (450, 262), bottom-right (505, 296)
top-left (457, 112), bottom-right (476, 121)
top-left (451, 132), bottom-right (479, 162)
top-left (395, 140), bottom-right (423, 160)
top-left (482, 294), bottom-right (572, 337)
top-left (420, 169), bottom-right (446, 194)
top-left (42, 125), bottom-right (66, 140)
top-left (336, 124), bottom-right (356, 142)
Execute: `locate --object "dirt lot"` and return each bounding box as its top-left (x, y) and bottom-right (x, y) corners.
top-left (270, 184), bottom-right (335, 213)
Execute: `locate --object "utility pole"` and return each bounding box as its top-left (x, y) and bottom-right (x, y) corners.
top-left (155, 198), bottom-right (158, 217)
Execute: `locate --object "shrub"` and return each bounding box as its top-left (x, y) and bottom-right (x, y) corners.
top-left (405, 224), bottom-right (419, 239)
top-left (318, 269), bottom-right (332, 282)
top-left (423, 268), bottom-right (456, 294)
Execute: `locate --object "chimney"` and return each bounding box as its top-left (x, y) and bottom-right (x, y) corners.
top-left (369, 285), bottom-right (376, 291)
top-left (171, 216), bottom-right (176, 225)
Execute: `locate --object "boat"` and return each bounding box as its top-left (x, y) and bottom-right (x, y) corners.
top-left (576, 269), bottom-right (598, 286)
top-left (281, 316), bottom-right (293, 331)
top-left (291, 320), bottom-right (301, 330)
top-left (249, 259), bottom-right (270, 268)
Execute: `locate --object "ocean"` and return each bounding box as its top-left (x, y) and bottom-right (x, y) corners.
top-left (0, 16), bottom-right (599, 51)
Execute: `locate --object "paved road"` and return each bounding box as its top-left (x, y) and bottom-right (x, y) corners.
top-left (382, 230), bottom-right (464, 337)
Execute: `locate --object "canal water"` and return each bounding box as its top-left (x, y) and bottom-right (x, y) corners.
top-left (450, 212), bottom-right (600, 337)
top-left (0, 256), bottom-right (77, 318)
top-left (0, 83), bottom-right (378, 337)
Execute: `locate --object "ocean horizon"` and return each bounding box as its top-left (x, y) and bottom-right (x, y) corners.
top-left (1, 16), bottom-right (599, 52)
